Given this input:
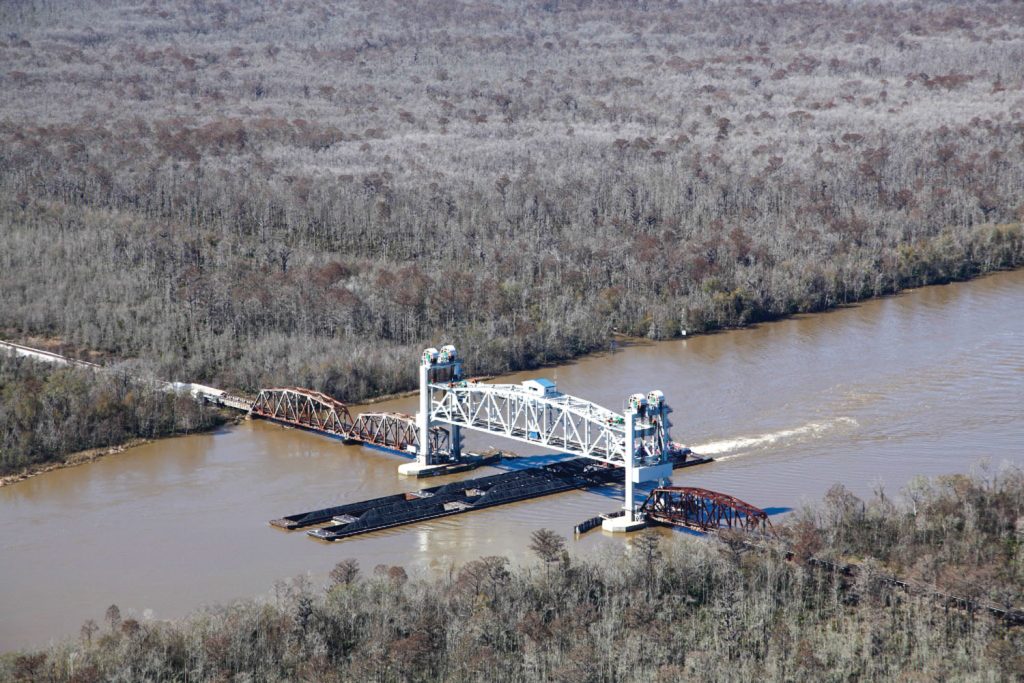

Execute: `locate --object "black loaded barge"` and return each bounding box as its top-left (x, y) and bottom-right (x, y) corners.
top-left (271, 449), bottom-right (711, 541)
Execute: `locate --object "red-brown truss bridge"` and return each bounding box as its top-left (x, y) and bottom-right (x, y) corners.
top-left (640, 486), bottom-right (773, 534)
top-left (349, 411), bottom-right (450, 454)
top-left (250, 388), bottom-right (450, 455)
top-left (252, 388), bottom-right (353, 436)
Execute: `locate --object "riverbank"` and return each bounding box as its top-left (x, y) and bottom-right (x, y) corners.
top-left (0, 353), bottom-right (232, 486)
top-left (0, 439), bottom-right (150, 488)
top-left (2, 267), bottom-right (1021, 652)
top-left (3, 0), bottom-right (1024, 427)
top-left (3, 261), bottom-right (1021, 491)
top-left (0, 412), bottom-right (242, 489)
top-left (4, 470), bottom-right (1022, 680)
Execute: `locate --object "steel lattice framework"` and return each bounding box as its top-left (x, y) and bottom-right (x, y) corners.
top-left (252, 387), bottom-right (353, 436)
top-left (349, 412), bottom-right (450, 454)
top-left (251, 388), bottom-right (451, 455)
top-left (428, 382), bottom-right (667, 465)
top-left (640, 486), bottom-right (773, 534)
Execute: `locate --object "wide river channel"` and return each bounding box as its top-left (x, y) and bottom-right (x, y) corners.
top-left (2, 270), bottom-right (1022, 650)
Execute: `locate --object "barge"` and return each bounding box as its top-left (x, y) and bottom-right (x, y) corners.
top-left (271, 448), bottom-right (711, 541)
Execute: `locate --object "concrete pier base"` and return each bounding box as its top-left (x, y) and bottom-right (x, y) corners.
top-left (398, 461), bottom-right (449, 477)
top-left (602, 515), bottom-right (647, 533)
top-left (398, 452), bottom-right (502, 478)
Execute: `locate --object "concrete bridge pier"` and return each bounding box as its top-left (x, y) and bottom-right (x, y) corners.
top-left (602, 410), bottom-right (646, 532)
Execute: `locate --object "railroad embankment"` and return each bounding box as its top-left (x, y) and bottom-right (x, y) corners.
top-left (0, 352), bottom-right (228, 485)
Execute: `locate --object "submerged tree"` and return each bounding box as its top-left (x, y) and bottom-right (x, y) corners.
top-left (530, 528), bottom-right (566, 566)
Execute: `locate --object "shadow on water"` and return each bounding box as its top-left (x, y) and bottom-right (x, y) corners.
top-left (662, 525), bottom-right (708, 538)
top-left (488, 456), bottom-right (796, 525)
top-left (582, 485), bottom-right (628, 504)
top-left (208, 424), bottom-right (237, 437)
top-left (490, 453), bottom-right (578, 470)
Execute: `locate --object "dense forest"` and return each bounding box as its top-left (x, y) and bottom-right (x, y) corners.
top-left (3, 470), bottom-right (1023, 681)
top-left (0, 354), bottom-right (223, 476)
top-left (0, 0), bottom-right (1021, 401)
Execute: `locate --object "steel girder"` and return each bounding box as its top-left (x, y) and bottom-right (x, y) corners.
top-left (428, 382), bottom-right (667, 465)
top-left (640, 486), bottom-right (772, 534)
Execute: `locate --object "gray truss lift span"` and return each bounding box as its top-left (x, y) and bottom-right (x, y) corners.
top-left (404, 343), bottom-right (680, 529)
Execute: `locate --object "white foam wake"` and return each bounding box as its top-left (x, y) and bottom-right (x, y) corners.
top-left (691, 417), bottom-right (856, 458)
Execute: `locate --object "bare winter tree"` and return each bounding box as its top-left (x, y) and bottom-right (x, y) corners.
top-left (329, 558), bottom-right (360, 587)
top-left (0, 0), bottom-right (1022, 470)
top-left (529, 528), bottom-right (566, 566)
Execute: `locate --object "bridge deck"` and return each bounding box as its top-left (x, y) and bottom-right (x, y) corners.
top-left (217, 395), bottom-right (254, 410)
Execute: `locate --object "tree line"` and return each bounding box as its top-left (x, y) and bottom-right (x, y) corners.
top-left (0, 0), bottom-right (1022, 403)
top-left (3, 469), bottom-right (1023, 681)
top-left (0, 354), bottom-right (223, 476)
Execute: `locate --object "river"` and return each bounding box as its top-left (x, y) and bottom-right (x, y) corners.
top-left (1, 270), bottom-right (1022, 651)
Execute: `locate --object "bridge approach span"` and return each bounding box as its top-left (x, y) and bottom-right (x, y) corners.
top-left (250, 387), bottom-right (450, 455)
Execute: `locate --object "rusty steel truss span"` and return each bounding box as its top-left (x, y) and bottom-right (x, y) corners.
top-left (251, 387), bottom-right (353, 436)
top-left (350, 412), bottom-right (450, 455)
top-left (640, 486), bottom-right (773, 534)
top-left (428, 382), bottom-right (669, 466)
top-left (250, 388), bottom-right (451, 455)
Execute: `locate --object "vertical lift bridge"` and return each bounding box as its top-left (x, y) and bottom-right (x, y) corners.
top-left (407, 344), bottom-right (677, 530)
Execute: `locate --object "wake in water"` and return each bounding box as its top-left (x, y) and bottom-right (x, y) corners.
top-left (692, 417), bottom-right (857, 460)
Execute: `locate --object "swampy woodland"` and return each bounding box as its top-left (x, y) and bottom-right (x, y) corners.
top-left (1, 0), bottom-right (1023, 680)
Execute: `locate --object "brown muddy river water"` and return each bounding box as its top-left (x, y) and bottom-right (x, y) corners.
top-left (2, 270), bottom-right (1022, 650)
